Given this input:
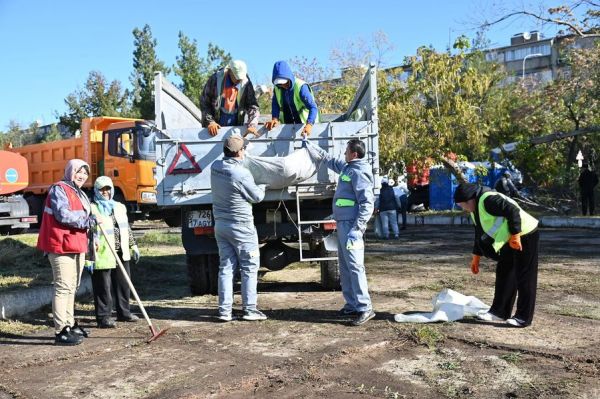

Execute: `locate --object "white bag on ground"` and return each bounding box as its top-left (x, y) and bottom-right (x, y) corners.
top-left (394, 288), bottom-right (489, 323)
top-left (243, 148), bottom-right (319, 189)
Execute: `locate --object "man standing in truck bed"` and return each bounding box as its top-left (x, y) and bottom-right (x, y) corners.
top-left (200, 60), bottom-right (260, 138)
top-left (210, 135), bottom-right (267, 322)
top-left (306, 138), bottom-right (376, 326)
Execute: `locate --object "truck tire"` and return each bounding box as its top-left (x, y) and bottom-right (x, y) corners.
top-left (186, 254), bottom-right (219, 296)
top-left (25, 195), bottom-right (44, 228)
top-left (164, 210), bottom-right (182, 227)
top-left (315, 242), bottom-right (340, 291)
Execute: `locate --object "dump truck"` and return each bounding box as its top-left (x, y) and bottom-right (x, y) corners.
top-left (11, 117), bottom-right (180, 226)
top-left (153, 65), bottom-right (380, 295)
top-left (0, 150), bottom-right (37, 234)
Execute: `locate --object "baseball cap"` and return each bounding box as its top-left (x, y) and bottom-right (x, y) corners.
top-left (224, 135), bottom-right (247, 152)
top-left (274, 78), bottom-right (289, 86)
top-left (228, 60), bottom-right (247, 81)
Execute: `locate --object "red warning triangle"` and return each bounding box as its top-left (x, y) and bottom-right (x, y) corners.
top-left (166, 143), bottom-right (202, 175)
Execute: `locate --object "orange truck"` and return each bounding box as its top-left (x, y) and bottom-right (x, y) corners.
top-left (11, 117), bottom-right (179, 226)
top-left (0, 150), bottom-right (37, 233)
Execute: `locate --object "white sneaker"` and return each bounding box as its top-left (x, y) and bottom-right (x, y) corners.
top-left (217, 313), bottom-right (234, 322)
top-left (506, 317), bottom-right (526, 327)
top-left (476, 311), bottom-right (505, 322)
top-left (242, 309), bottom-right (267, 321)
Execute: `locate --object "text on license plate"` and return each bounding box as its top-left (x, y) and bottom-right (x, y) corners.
top-left (188, 210), bottom-right (213, 228)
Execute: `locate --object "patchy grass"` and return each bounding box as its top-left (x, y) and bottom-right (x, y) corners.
top-left (0, 319), bottom-right (47, 335)
top-left (500, 352), bottom-right (523, 364)
top-left (137, 231), bottom-right (182, 247)
top-left (411, 325), bottom-right (445, 349)
top-left (0, 234), bottom-right (51, 292)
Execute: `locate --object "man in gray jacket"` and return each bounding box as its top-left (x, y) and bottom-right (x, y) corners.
top-left (210, 135), bottom-right (267, 321)
top-left (307, 138), bottom-right (376, 326)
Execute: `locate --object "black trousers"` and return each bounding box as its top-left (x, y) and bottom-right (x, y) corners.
top-left (489, 230), bottom-right (539, 326)
top-left (581, 190), bottom-right (595, 215)
top-left (91, 257), bottom-right (132, 321)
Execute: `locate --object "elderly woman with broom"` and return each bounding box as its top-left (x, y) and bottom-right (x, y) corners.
top-left (87, 175), bottom-right (141, 328)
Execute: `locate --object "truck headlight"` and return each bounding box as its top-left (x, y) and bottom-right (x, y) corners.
top-left (141, 192), bottom-right (156, 202)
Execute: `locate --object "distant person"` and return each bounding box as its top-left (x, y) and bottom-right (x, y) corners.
top-left (375, 178), bottom-right (401, 239)
top-left (264, 60), bottom-right (319, 136)
top-left (392, 178), bottom-right (409, 230)
top-left (578, 163), bottom-right (598, 216)
top-left (37, 159), bottom-right (96, 345)
top-left (200, 59), bottom-right (260, 138)
top-left (89, 176), bottom-right (140, 329)
top-left (306, 138), bottom-right (376, 326)
top-left (210, 135), bottom-right (267, 322)
top-left (494, 171), bottom-right (521, 199)
top-left (454, 183), bottom-right (539, 328)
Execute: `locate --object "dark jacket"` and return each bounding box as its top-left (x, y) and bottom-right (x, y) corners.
top-left (200, 68), bottom-right (259, 128)
top-left (578, 169), bottom-right (599, 193)
top-left (471, 186), bottom-right (523, 260)
top-left (378, 184), bottom-right (400, 211)
top-left (271, 61), bottom-right (318, 124)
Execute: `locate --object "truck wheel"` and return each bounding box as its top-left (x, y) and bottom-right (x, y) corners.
top-left (164, 210), bottom-right (182, 227)
top-left (315, 242), bottom-right (340, 290)
top-left (25, 195), bottom-right (44, 228)
top-left (186, 254), bottom-right (219, 295)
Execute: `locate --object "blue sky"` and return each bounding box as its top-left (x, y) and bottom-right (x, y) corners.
top-left (0, 0), bottom-right (569, 130)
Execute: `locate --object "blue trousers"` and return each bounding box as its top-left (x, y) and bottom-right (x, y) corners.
top-left (379, 210), bottom-right (399, 238)
top-left (214, 220), bottom-right (260, 315)
top-left (336, 220), bottom-right (372, 312)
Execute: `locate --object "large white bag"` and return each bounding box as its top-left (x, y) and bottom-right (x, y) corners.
top-left (243, 148), bottom-right (320, 189)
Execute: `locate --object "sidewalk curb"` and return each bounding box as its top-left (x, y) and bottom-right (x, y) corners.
top-left (407, 214), bottom-right (600, 229)
top-left (0, 275), bottom-right (92, 320)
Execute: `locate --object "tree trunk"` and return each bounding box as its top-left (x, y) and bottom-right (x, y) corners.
top-left (440, 157), bottom-right (467, 183)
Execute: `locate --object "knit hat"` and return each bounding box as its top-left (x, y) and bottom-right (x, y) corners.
top-left (454, 183), bottom-right (479, 203)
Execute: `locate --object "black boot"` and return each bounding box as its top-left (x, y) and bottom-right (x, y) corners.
top-left (55, 326), bottom-right (83, 346)
top-left (71, 321), bottom-right (89, 338)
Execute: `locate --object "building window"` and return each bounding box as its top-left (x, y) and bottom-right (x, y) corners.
top-left (505, 44), bottom-right (551, 61)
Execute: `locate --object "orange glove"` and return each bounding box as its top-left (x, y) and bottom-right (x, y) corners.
top-left (509, 233), bottom-right (522, 251)
top-left (302, 123), bottom-right (313, 136)
top-left (470, 254), bottom-right (481, 274)
top-left (264, 118), bottom-right (279, 131)
top-left (208, 122), bottom-right (221, 136)
top-left (244, 126), bottom-right (259, 138)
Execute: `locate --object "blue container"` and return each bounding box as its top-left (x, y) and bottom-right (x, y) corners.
top-left (429, 166), bottom-right (477, 210)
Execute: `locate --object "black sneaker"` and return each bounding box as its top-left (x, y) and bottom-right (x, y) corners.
top-left (117, 314), bottom-right (139, 322)
top-left (351, 310), bottom-right (376, 326)
top-left (55, 326), bottom-right (83, 346)
top-left (338, 308), bottom-right (360, 316)
top-left (97, 317), bottom-right (116, 328)
top-left (71, 322), bottom-right (89, 338)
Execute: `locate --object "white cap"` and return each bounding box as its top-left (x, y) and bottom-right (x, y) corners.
top-left (228, 60), bottom-right (247, 81)
top-left (273, 78), bottom-right (288, 85)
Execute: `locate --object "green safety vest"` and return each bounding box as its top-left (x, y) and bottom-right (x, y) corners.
top-left (91, 202), bottom-right (132, 269)
top-left (215, 69), bottom-right (247, 125)
top-left (274, 77), bottom-right (320, 124)
top-left (471, 191), bottom-right (538, 253)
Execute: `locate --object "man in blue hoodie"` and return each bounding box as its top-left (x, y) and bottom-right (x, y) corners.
top-left (306, 138), bottom-right (376, 326)
top-left (264, 60), bottom-right (319, 136)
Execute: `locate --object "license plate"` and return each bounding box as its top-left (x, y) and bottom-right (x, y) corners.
top-left (188, 210), bottom-right (213, 228)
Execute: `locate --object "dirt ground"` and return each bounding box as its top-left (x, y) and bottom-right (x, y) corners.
top-left (1, 225), bottom-right (599, 399)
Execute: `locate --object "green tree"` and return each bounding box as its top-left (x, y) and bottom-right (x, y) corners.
top-left (58, 71), bottom-right (131, 132)
top-left (130, 24), bottom-right (170, 120)
top-left (41, 124), bottom-right (63, 143)
top-left (173, 34), bottom-right (231, 107)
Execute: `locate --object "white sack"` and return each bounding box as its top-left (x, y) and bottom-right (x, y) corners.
top-left (394, 288), bottom-right (489, 323)
top-left (243, 148), bottom-right (319, 189)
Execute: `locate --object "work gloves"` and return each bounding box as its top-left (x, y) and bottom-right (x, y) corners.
top-left (208, 122), bottom-right (221, 136)
top-left (84, 260), bottom-right (94, 274)
top-left (470, 254), bottom-right (481, 274)
top-left (264, 118), bottom-right (279, 131)
top-left (509, 233), bottom-right (522, 251)
top-left (131, 245), bottom-right (140, 264)
top-left (346, 229), bottom-right (364, 250)
top-left (302, 123), bottom-right (313, 136)
top-left (244, 126), bottom-right (259, 138)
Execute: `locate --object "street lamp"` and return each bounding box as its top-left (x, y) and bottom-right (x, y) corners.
top-left (522, 53), bottom-right (543, 81)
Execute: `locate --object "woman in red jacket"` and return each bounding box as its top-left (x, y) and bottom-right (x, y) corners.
top-left (37, 159), bottom-right (97, 345)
